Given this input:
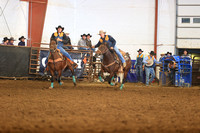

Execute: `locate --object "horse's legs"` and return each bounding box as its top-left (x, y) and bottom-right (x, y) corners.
top-left (98, 67), bottom-right (104, 82)
top-left (50, 69), bottom-right (54, 89)
top-left (108, 73), bottom-right (115, 86)
top-left (69, 65), bottom-right (76, 86)
top-left (119, 72), bottom-right (124, 90)
top-left (58, 70), bottom-right (63, 85)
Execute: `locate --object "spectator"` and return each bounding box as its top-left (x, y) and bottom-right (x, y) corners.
top-left (143, 51), bottom-right (161, 86)
top-left (63, 32), bottom-right (73, 49)
top-left (159, 53), bottom-right (165, 62)
top-left (168, 60), bottom-right (176, 85)
top-left (8, 37), bottom-right (16, 45)
top-left (166, 52), bottom-right (172, 57)
top-left (1, 37), bottom-right (9, 45)
top-left (78, 34), bottom-right (88, 50)
top-left (182, 49), bottom-right (190, 57)
top-left (86, 33), bottom-right (95, 52)
top-left (134, 49), bottom-right (144, 83)
top-left (18, 36), bottom-right (26, 46)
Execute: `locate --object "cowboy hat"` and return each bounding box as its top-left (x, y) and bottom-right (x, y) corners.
top-left (87, 33), bottom-right (92, 37)
top-left (18, 36), bottom-right (26, 41)
top-left (81, 34), bottom-right (87, 37)
top-left (149, 51), bottom-right (156, 55)
top-left (137, 49), bottom-right (143, 52)
top-left (9, 37), bottom-right (16, 41)
top-left (3, 37), bottom-right (9, 42)
top-left (56, 25), bottom-right (64, 31)
top-left (165, 52), bottom-right (172, 55)
top-left (98, 30), bottom-right (106, 35)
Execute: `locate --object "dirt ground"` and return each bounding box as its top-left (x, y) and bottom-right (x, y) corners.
top-left (0, 80), bottom-right (200, 133)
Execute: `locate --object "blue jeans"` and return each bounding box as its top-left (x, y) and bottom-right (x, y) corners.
top-left (136, 65), bottom-right (143, 82)
top-left (45, 45), bottom-right (73, 64)
top-left (145, 67), bottom-right (155, 85)
top-left (114, 46), bottom-right (125, 63)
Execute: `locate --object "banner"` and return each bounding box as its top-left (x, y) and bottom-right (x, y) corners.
top-left (39, 50), bottom-right (85, 78)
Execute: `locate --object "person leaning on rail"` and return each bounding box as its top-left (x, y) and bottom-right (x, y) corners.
top-left (18, 36), bottom-right (26, 46)
top-left (8, 37), bottom-right (16, 46)
top-left (1, 37), bottom-right (9, 45)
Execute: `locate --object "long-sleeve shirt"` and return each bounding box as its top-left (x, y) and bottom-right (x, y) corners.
top-left (134, 53), bottom-right (144, 66)
top-left (78, 38), bottom-right (87, 47)
top-left (18, 41), bottom-right (25, 46)
top-left (95, 35), bottom-right (116, 48)
top-left (143, 55), bottom-right (161, 66)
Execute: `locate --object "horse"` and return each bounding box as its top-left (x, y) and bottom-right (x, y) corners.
top-left (47, 40), bottom-right (76, 89)
top-left (95, 43), bottom-right (132, 90)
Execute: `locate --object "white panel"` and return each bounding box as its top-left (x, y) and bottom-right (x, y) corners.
top-left (178, 28), bottom-right (200, 38)
top-left (178, 0), bottom-right (200, 4)
top-left (178, 6), bottom-right (200, 16)
top-left (177, 39), bottom-right (200, 48)
top-left (157, 0), bottom-right (176, 45)
top-left (0, 0), bottom-right (29, 45)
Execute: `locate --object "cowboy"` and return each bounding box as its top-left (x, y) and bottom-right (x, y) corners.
top-left (86, 33), bottom-right (95, 52)
top-left (1, 37), bottom-right (9, 45)
top-left (92, 30), bottom-right (126, 67)
top-left (46, 25), bottom-right (77, 68)
top-left (78, 34), bottom-right (88, 50)
top-left (8, 37), bottom-right (15, 45)
top-left (159, 53), bottom-right (165, 62)
top-left (134, 49), bottom-right (144, 83)
top-left (18, 36), bottom-right (26, 46)
top-left (143, 51), bottom-right (161, 86)
top-left (168, 61), bottom-right (176, 85)
top-left (166, 52), bottom-right (172, 57)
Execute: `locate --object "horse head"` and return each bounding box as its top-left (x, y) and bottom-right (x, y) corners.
top-left (96, 42), bottom-right (109, 56)
top-left (49, 39), bottom-right (57, 53)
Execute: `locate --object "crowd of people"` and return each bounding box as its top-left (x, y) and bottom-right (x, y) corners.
top-left (0, 36), bottom-right (26, 46)
top-left (134, 49), bottom-right (190, 86)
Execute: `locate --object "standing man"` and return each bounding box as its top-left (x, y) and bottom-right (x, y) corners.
top-left (86, 33), bottom-right (95, 52)
top-left (46, 25), bottom-right (77, 68)
top-left (8, 37), bottom-right (15, 45)
top-left (92, 30), bottom-right (126, 67)
top-left (168, 61), bottom-right (176, 85)
top-left (143, 51), bottom-right (161, 86)
top-left (134, 49), bottom-right (144, 83)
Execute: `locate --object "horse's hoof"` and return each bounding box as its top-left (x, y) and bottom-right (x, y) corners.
top-left (59, 82), bottom-right (63, 85)
top-left (120, 84), bottom-right (124, 90)
top-left (73, 83), bottom-right (76, 87)
top-left (110, 83), bottom-right (115, 86)
top-left (49, 87), bottom-right (53, 89)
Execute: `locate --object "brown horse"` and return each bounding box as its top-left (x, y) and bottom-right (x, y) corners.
top-left (96, 43), bottom-right (131, 90)
top-left (47, 40), bottom-right (76, 89)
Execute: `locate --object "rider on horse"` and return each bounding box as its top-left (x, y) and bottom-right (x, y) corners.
top-left (92, 30), bottom-right (126, 68)
top-left (45, 25), bottom-right (78, 68)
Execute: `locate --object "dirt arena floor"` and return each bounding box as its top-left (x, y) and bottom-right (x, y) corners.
top-left (0, 80), bottom-right (200, 133)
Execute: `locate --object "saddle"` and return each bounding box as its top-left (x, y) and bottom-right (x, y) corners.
top-left (110, 49), bottom-right (129, 72)
top-left (48, 49), bottom-right (65, 63)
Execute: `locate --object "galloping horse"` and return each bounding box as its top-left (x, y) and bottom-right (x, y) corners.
top-left (96, 43), bottom-right (131, 90)
top-left (47, 40), bottom-right (76, 89)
